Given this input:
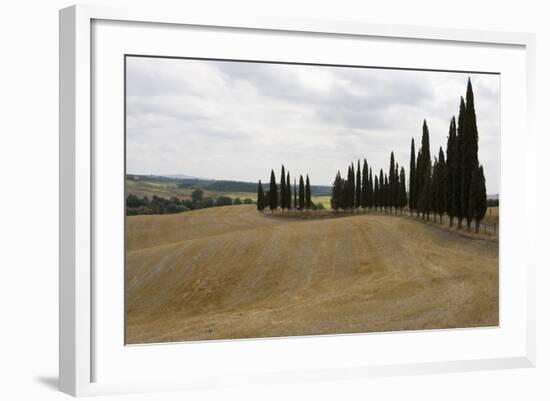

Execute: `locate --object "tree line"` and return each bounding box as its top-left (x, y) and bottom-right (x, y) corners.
top-left (331, 154), bottom-right (408, 213)
top-left (329, 78), bottom-right (489, 233)
top-left (256, 165), bottom-right (324, 211)
top-left (409, 78), bottom-right (487, 232)
top-left (126, 189), bottom-right (253, 216)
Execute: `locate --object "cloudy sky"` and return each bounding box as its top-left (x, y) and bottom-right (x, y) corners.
top-left (126, 56), bottom-right (500, 194)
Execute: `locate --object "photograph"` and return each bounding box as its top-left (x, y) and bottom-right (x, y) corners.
top-left (124, 56), bottom-right (500, 345)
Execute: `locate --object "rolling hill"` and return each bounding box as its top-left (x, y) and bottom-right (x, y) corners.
top-left (127, 174), bottom-right (332, 196)
top-left (125, 205), bottom-right (499, 344)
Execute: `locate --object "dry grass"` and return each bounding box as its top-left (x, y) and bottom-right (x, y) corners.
top-left (125, 205), bottom-right (499, 344)
top-left (483, 207), bottom-right (499, 225)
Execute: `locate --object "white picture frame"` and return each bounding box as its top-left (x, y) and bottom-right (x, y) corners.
top-left (59, 4), bottom-right (536, 397)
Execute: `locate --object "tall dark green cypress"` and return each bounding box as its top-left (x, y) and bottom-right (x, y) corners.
top-left (421, 120), bottom-right (431, 164)
top-left (331, 171), bottom-right (343, 210)
top-left (445, 117), bottom-right (457, 226)
top-left (347, 165), bottom-right (354, 210)
top-left (380, 173), bottom-right (384, 211)
top-left (293, 177), bottom-right (297, 209)
top-left (435, 147), bottom-right (447, 223)
top-left (456, 97), bottom-right (466, 228)
top-left (368, 168), bottom-right (374, 209)
top-left (396, 167), bottom-right (404, 213)
top-left (299, 175), bottom-right (305, 210)
top-left (350, 163), bottom-right (356, 209)
top-left (419, 158), bottom-right (432, 220)
top-left (409, 138), bottom-right (416, 214)
top-left (381, 173), bottom-right (386, 211)
top-left (433, 157), bottom-right (440, 221)
top-left (418, 120), bottom-right (432, 219)
top-left (384, 174), bottom-right (389, 212)
top-left (393, 163), bottom-right (399, 214)
top-left (420, 120), bottom-right (431, 186)
top-left (269, 169), bottom-right (277, 211)
top-left (379, 169), bottom-right (384, 211)
top-left (280, 165), bottom-right (286, 211)
top-left (286, 172), bottom-right (291, 209)
top-left (432, 157), bottom-right (438, 221)
top-left (305, 175), bottom-right (312, 210)
top-left (374, 175), bottom-right (379, 210)
top-left (415, 150), bottom-right (422, 217)
top-left (355, 160), bottom-right (361, 209)
top-left (257, 180), bottom-right (265, 211)
top-left (462, 78), bottom-right (480, 230)
top-left (469, 165), bottom-right (487, 233)
top-left (389, 152), bottom-right (396, 213)
top-left (361, 159), bottom-right (368, 210)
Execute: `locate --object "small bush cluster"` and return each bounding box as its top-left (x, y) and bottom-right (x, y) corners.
top-left (126, 188), bottom-right (253, 216)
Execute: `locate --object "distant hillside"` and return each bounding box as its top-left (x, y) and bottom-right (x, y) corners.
top-left (164, 174), bottom-right (199, 179)
top-left (127, 174), bottom-right (332, 196)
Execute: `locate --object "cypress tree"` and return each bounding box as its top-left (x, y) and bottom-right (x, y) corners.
top-left (462, 78), bottom-right (480, 230)
top-left (379, 169), bottom-right (384, 211)
top-left (421, 120), bottom-right (431, 165)
top-left (356, 160), bottom-right (361, 210)
top-left (350, 163), bottom-right (356, 209)
top-left (398, 167), bottom-right (407, 214)
top-left (433, 157), bottom-right (440, 221)
top-left (331, 171), bottom-right (343, 210)
top-left (419, 158), bottom-right (432, 220)
top-left (469, 165), bottom-right (487, 233)
top-left (288, 178), bottom-right (292, 209)
top-left (361, 159), bottom-right (368, 210)
top-left (409, 138), bottom-right (416, 214)
top-left (269, 169), bottom-right (277, 212)
top-left (417, 120), bottom-right (432, 219)
top-left (305, 174), bottom-right (312, 210)
top-left (389, 152), bottom-right (396, 213)
top-left (345, 175), bottom-right (349, 209)
top-left (432, 158), bottom-right (438, 222)
top-left (394, 162), bottom-right (399, 213)
top-left (368, 168), bottom-right (373, 209)
top-left (280, 165), bottom-right (286, 211)
top-left (381, 173), bottom-right (385, 211)
top-left (384, 174), bottom-right (389, 212)
top-left (456, 97), bottom-right (466, 228)
top-left (445, 117), bottom-right (457, 226)
top-left (299, 175), bottom-right (305, 210)
top-left (435, 147), bottom-right (447, 223)
top-left (420, 120), bottom-right (431, 194)
top-left (382, 174), bottom-right (385, 211)
top-left (257, 180), bottom-right (265, 211)
top-left (294, 177), bottom-right (297, 209)
top-left (415, 150), bottom-right (422, 217)
top-left (347, 165), bottom-right (354, 210)
top-left (374, 175), bottom-right (379, 210)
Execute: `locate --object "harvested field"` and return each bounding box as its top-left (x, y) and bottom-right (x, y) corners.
top-left (126, 205), bottom-right (498, 344)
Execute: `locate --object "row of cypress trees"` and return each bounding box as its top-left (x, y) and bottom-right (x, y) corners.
top-left (408, 78), bottom-right (487, 232)
top-left (256, 165), bottom-right (312, 211)
top-left (331, 155), bottom-right (407, 213)
top-left (329, 78), bottom-right (488, 233)
top-left (255, 79), bottom-right (488, 232)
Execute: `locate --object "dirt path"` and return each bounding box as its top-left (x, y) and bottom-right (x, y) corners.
top-left (125, 205), bottom-right (498, 344)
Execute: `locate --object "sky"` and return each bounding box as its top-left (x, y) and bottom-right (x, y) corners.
top-left (126, 56), bottom-right (500, 194)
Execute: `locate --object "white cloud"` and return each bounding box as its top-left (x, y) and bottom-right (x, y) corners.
top-left (126, 57), bottom-right (500, 194)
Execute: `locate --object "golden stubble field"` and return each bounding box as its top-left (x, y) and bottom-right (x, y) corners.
top-left (125, 205), bottom-right (499, 344)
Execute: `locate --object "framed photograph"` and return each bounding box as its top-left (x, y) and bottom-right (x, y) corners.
top-left (59, 4), bottom-right (536, 396)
